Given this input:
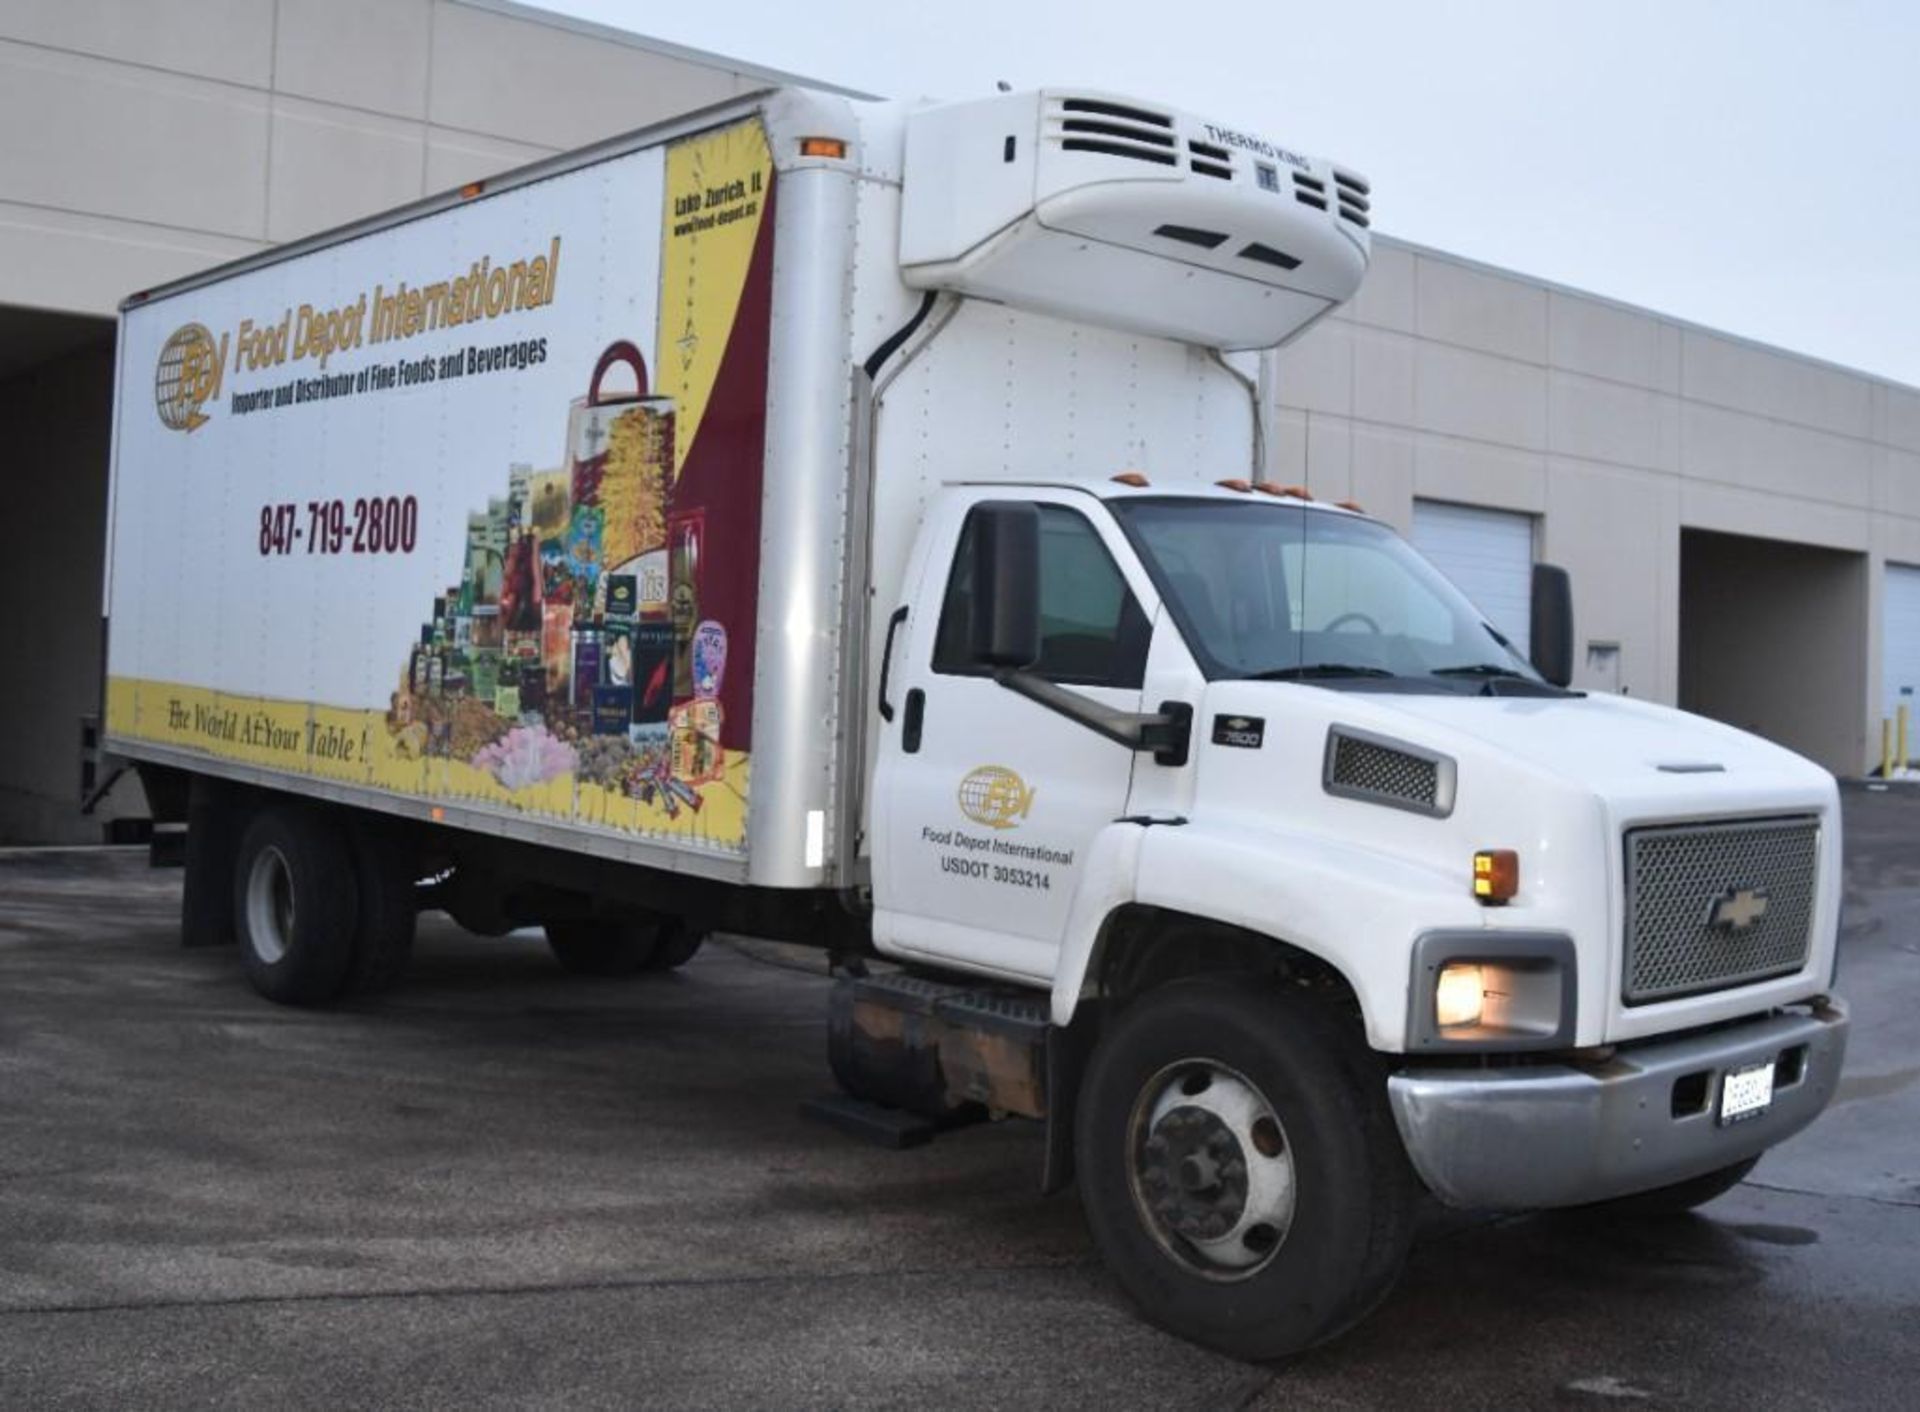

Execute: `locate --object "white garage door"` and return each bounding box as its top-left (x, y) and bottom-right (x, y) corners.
top-left (1885, 563), bottom-right (1920, 718)
top-left (1411, 500), bottom-right (1534, 650)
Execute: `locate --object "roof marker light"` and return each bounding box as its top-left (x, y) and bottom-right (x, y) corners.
top-left (1111, 471), bottom-right (1151, 488)
top-left (800, 137), bottom-right (847, 159)
top-left (459, 180), bottom-right (486, 200)
top-left (1336, 499), bottom-right (1366, 513)
top-left (1215, 478), bottom-right (1252, 492)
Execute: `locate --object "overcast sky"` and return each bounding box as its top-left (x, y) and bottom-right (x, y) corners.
top-left (536, 1), bottom-right (1917, 387)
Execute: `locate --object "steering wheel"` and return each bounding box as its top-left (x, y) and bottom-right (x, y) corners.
top-left (1323, 611), bottom-right (1382, 634)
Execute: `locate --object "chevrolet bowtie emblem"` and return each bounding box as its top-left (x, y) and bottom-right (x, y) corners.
top-left (1706, 887), bottom-right (1770, 931)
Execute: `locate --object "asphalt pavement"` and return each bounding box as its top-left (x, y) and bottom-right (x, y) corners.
top-left (1, 787), bottom-right (1915, 1408)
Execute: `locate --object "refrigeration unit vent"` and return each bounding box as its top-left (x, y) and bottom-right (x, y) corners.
top-left (1333, 168), bottom-right (1371, 228)
top-left (1187, 139), bottom-right (1233, 180)
top-left (1056, 97), bottom-right (1178, 167)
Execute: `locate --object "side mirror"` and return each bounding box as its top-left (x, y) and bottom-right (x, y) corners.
top-left (967, 502), bottom-right (1041, 669)
top-left (1530, 563), bottom-right (1574, 688)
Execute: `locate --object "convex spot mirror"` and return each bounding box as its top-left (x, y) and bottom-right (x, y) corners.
top-left (967, 501), bottom-right (1041, 669)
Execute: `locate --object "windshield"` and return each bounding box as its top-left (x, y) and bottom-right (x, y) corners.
top-left (1111, 498), bottom-right (1544, 687)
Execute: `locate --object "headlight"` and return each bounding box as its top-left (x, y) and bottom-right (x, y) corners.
top-left (1434, 963), bottom-right (1485, 1027)
top-left (1410, 933), bottom-right (1577, 1052)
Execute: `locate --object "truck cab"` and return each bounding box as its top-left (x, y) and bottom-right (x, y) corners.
top-left (858, 468), bottom-right (1847, 1357)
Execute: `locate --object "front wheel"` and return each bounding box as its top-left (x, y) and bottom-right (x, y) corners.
top-left (1075, 977), bottom-right (1416, 1361)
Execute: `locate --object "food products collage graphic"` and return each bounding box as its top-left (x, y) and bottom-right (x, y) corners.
top-left (377, 117), bottom-right (777, 850)
top-left (385, 340), bottom-right (729, 823)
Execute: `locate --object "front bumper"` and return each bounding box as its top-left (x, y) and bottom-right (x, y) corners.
top-left (1386, 997), bottom-right (1849, 1209)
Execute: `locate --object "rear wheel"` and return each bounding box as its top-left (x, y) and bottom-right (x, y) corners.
top-left (343, 821), bottom-right (417, 995)
top-left (544, 918), bottom-right (669, 976)
top-left (1075, 977), bottom-right (1416, 1361)
top-left (233, 805), bottom-right (357, 1006)
top-left (642, 926), bottom-right (704, 972)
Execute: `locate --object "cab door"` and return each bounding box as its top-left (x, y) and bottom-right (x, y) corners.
top-left (870, 489), bottom-right (1155, 982)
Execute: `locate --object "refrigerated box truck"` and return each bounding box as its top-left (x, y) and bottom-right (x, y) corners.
top-left (102, 85), bottom-right (1850, 1358)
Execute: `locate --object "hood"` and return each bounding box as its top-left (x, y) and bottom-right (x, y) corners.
top-left (1343, 688), bottom-right (1835, 819)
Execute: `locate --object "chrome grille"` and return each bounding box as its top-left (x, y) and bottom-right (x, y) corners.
top-left (1623, 817), bottom-right (1819, 1005)
top-left (1322, 727), bottom-right (1455, 818)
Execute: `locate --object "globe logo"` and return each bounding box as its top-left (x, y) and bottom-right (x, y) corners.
top-left (957, 765), bottom-right (1035, 830)
top-left (155, 323), bottom-right (225, 432)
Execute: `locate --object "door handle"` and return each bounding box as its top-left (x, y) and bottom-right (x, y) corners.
top-left (902, 689), bottom-right (926, 753)
top-left (877, 606), bottom-right (909, 722)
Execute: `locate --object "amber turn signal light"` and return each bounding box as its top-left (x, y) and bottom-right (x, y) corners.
top-left (1472, 849), bottom-right (1519, 905)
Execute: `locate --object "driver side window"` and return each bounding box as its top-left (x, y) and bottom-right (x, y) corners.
top-left (932, 504), bottom-right (1149, 688)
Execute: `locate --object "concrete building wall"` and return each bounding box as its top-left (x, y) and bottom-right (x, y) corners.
top-left (1270, 238), bottom-right (1920, 774)
top-left (0, 0), bottom-right (824, 320)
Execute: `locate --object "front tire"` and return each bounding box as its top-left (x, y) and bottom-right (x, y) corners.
top-left (1075, 977), bottom-right (1416, 1361)
top-left (232, 805), bottom-right (358, 1006)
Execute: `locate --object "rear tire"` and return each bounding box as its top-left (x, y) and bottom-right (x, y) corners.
top-left (544, 918), bottom-right (665, 976)
top-left (232, 805), bottom-right (357, 1006)
top-left (641, 925), bottom-right (704, 972)
top-left (1075, 977), bottom-right (1416, 1361)
top-left (1585, 1156), bottom-right (1760, 1217)
top-left (343, 821), bottom-right (417, 995)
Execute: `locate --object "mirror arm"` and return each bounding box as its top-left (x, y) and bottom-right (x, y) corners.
top-left (993, 670), bottom-right (1192, 766)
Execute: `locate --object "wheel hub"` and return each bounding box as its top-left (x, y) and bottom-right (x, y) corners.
top-left (1129, 1061), bottom-right (1296, 1277)
top-left (244, 844), bottom-right (295, 967)
top-left (1141, 1108), bottom-right (1247, 1241)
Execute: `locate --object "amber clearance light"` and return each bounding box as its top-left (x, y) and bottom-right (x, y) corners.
top-left (1472, 849), bottom-right (1519, 905)
top-left (799, 137), bottom-right (847, 159)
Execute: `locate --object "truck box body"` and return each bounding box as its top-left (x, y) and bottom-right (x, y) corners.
top-left (109, 105), bottom-right (786, 880)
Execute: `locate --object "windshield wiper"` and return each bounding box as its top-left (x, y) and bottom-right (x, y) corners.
top-left (1432, 664), bottom-right (1532, 679)
top-left (1251, 663), bottom-right (1396, 681)
top-left (1432, 663), bottom-right (1578, 698)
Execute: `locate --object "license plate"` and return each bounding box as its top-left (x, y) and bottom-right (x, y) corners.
top-left (1719, 1060), bottom-right (1776, 1125)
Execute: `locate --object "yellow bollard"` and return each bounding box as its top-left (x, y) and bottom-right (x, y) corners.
top-left (1900, 702), bottom-right (1912, 773)
top-left (1881, 718), bottom-right (1893, 779)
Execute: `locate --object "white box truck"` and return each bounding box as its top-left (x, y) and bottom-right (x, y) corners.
top-left (101, 85), bottom-right (1850, 1358)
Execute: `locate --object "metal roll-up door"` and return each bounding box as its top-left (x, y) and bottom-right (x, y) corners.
top-left (1411, 499), bottom-right (1535, 648)
top-left (1884, 563), bottom-right (1920, 721)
